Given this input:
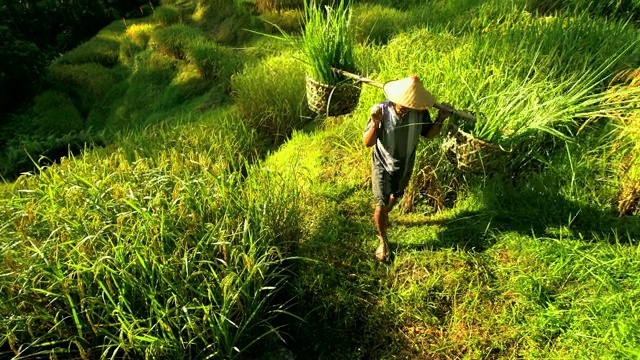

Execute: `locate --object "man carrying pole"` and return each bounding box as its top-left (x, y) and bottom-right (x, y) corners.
top-left (362, 75), bottom-right (452, 261)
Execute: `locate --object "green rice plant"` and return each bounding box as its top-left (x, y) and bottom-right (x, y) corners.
top-left (109, 50), bottom-right (179, 126)
top-left (48, 63), bottom-right (120, 104)
top-left (0, 128), bottom-right (99, 180)
top-left (231, 52), bottom-right (310, 144)
top-left (352, 4), bottom-right (415, 45)
top-left (260, 9), bottom-right (304, 34)
top-left (374, 11), bottom-right (638, 161)
top-left (256, 0), bottom-right (303, 13)
top-left (119, 37), bottom-right (143, 68)
top-left (125, 23), bottom-right (158, 47)
top-left (466, 56), bottom-right (640, 148)
top-left (0, 117), bottom-right (301, 358)
top-left (192, 0), bottom-right (241, 29)
top-left (300, 0), bottom-right (357, 85)
top-left (31, 91), bottom-right (85, 135)
top-left (160, 62), bottom-right (212, 107)
top-left (149, 24), bottom-right (206, 59)
top-left (54, 36), bottom-right (121, 67)
top-left (48, 63), bottom-right (119, 98)
top-left (185, 39), bottom-right (238, 84)
top-left (153, 5), bottom-right (182, 27)
top-left (527, 0), bottom-right (640, 21)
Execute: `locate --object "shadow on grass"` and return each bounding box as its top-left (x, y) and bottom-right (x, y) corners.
top-left (396, 182), bottom-right (640, 254)
top-left (276, 186), bottom-right (420, 359)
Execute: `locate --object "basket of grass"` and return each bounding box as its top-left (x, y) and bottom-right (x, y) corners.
top-left (442, 121), bottom-right (506, 173)
top-left (301, 0), bottom-right (361, 116)
top-left (306, 75), bottom-right (361, 116)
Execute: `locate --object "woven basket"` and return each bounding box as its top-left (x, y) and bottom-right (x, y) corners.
top-left (306, 75), bottom-right (362, 116)
top-left (442, 123), bottom-right (505, 173)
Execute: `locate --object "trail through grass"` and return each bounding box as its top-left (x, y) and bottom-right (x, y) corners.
top-left (1, 0), bottom-right (639, 358)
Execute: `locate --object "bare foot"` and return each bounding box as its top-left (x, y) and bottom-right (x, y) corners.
top-left (375, 238), bottom-right (389, 261)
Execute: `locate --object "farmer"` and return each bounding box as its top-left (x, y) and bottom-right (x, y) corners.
top-left (362, 75), bottom-right (452, 261)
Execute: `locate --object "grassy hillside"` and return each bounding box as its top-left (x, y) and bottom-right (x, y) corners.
top-left (1, 0), bottom-right (639, 359)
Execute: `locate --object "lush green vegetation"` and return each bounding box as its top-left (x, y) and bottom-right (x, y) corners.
top-left (1, 0), bottom-right (639, 359)
top-left (0, 0), bottom-right (160, 117)
top-left (299, 0), bottom-right (357, 85)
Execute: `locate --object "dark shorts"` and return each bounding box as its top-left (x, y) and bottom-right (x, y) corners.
top-left (372, 162), bottom-right (413, 207)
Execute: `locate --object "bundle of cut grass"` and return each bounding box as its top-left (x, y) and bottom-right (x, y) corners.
top-left (300, 0), bottom-right (361, 116)
top-left (606, 68), bottom-right (640, 216)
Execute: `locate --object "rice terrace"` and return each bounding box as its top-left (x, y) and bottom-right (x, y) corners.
top-left (1, 0), bottom-right (639, 358)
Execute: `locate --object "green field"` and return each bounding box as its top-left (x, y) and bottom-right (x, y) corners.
top-left (1, 0), bottom-right (639, 358)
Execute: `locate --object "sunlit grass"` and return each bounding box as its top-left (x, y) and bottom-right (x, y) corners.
top-left (299, 0), bottom-right (357, 85)
top-left (1, 0), bottom-right (640, 358)
top-left (0, 114), bottom-right (299, 359)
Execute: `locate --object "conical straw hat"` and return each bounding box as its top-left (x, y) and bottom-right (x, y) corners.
top-left (383, 75), bottom-right (435, 110)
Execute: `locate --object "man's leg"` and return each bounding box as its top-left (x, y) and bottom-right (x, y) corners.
top-left (372, 164), bottom-right (391, 261)
top-left (387, 195), bottom-right (398, 213)
top-left (374, 205), bottom-right (389, 261)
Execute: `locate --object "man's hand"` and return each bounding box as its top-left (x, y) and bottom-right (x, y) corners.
top-left (364, 104), bottom-right (382, 147)
top-left (370, 104), bottom-right (383, 126)
top-left (437, 102), bottom-right (453, 122)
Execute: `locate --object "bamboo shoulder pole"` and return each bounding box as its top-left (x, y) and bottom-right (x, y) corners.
top-left (331, 68), bottom-right (476, 122)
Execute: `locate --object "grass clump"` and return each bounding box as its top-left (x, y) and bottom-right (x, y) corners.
top-left (149, 24), bottom-right (205, 59)
top-left (300, 0), bottom-right (357, 85)
top-left (108, 50), bottom-right (179, 126)
top-left (55, 36), bottom-right (121, 67)
top-left (31, 91), bottom-right (84, 135)
top-left (47, 62), bottom-right (122, 116)
top-left (232, 53), bottom-right (309, 144)
top-left (118, 38), bottom-right (143, 67)
top-left (352, 4), bottom-right (414, 45)
top-left (256, 0), bottom-right (303, 13)
top-left (54, 22), bottom-right (126, 67)
top-left (185, 40), bottom-right (238, 83)
top-left (190, 0), bottom-right (257, 44)
top-left (161, 63), bottom-right (211, 106)
top-left (125, 23), bottom-right (157, 47)
top-left (153, 5), bottom-right (182, 27)
top-left (260, 9), bottom-right (304, 34)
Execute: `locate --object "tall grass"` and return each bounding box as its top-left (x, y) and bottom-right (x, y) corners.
top-left (125, 23), bottom-right (157, 48)
top-left (0, 117), bottom-right (300, 359)
top-left (149, 24), bottom-right (206, 59)
top-left (2, 0), bottom-right (640, 359)
top-left (232, 53), bottom-right (309, 144)
top-left (527, 0), bottom-right (640, 21)
top-left (153, 5), bottom-right (182, 27)
top-left (31, 91), bottom-right (85, 135)
top-left (351, 4), bottom-right (415, 45)
top-left (53, 21), bottom-right (126, 67)
top-left (368, 9), bottom-right (639, 181)
top-left (300, 0), bottom-right (357, 84)
top-left (260, 9), bottom-right (304, 34)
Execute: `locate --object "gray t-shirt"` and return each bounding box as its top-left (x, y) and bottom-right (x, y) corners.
top-left (364, 101), bottom-right (432, 174)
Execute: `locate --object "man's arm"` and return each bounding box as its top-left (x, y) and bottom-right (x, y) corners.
top-left (423, 104), bottom-right (452, 139)
top-left (363, 105), bottom-right (382, 147)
